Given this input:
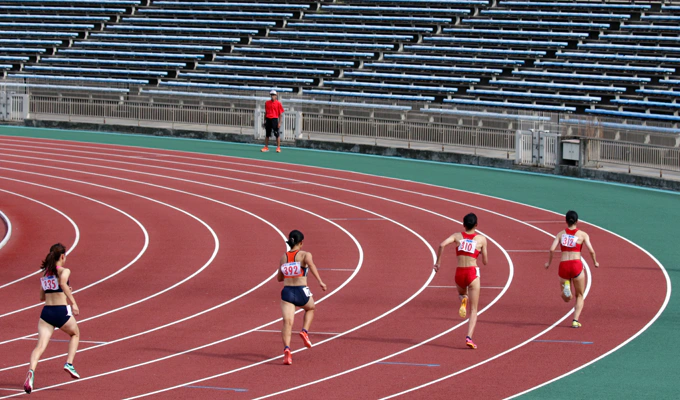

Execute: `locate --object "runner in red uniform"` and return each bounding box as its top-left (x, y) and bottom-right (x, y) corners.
top-left (434, 213), bottom-right (488, 349)
top-left (545, 210), bottom-right (600, 328)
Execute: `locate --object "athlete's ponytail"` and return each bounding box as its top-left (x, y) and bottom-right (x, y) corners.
top-left (41, 243), bottom-right (66, 277)
top-left (286, 230), bottom-right (304, 249)
top-left (463, 213), bottom-right (478, 230)
top-left (566, 210), bottom-right (579, 226)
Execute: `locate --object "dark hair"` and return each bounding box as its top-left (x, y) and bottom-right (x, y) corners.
top-left (41, 243), bottom-right (66, 277)
top-left (286, 230), bottom-right (304, 248)
top-left (463, 213), bottom-right (478, 230)
top-left (566, 210), bottom-right (579, 226)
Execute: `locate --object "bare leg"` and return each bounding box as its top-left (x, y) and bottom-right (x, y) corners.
top-left (466, 278), bottom-right (481, 338)
top-left (301, 297), bottom-right (316, 331)
top-left (276, 136), bottom-right (281, 148)
top-left (29, 319), bottom-right (55, 371)
top-left (572, 273), bottom-right (586, 321)
top-left (59, 317), bottom-right (79, 364)
top-left (280, 301), bottom-right (296, 348)
top-left (264, 136), bottom-right (270, 148)
top-left (560, 278), bottom-right (572, 302)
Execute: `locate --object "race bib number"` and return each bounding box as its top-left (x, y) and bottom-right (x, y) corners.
top-left (303, 287), bottom-right (312, 297)
top-left (40, 276), bottom-right (59, 291)
top-left (458, 239), bottom-right (476, 254)
top-left (561, 234), bottom-right (578, 248)
top-left (281, 262), bottom-right (302, 278)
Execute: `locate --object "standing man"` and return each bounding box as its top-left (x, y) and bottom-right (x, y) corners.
top-left (262, 89), bottom-right (285, 153)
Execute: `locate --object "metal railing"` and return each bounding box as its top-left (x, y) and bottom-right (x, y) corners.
top-left (585, 138), bottom-right (680, 174)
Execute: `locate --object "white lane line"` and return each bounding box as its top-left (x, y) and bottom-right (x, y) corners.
top-left (0, 180), bottom-right (143, 323)
top-left (255, 330), bottom-right (342, 336)
top-left (317, 268), bottom-right (355, 272)
top-left (0, 169), bottom-right (218, 348)
top-left (0, 189), bottom-right (79, 290)
top-left (0, 208), bottom-right (11, 251)
top-left (0, 147), bottom-right (514, 399)
top-left (427, 286), bottom-right (505, 289)
top-left (505, 250), bottom-right (551, 253)
top-left (19, 338), bottom-right (108, 345)
top-left (0, 137), bottom-right (671, 395)
top-left (0, 162), bottom-right (365, 386)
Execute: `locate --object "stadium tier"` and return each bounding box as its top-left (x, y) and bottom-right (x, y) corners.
top-left (1, 0), bottom-right (680, 122)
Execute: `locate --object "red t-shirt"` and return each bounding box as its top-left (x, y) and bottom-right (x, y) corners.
top-left (265, 100), bottom-right (284, 119)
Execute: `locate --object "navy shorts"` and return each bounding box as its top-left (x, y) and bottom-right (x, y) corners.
top-left (265, 118), bottom-right (280, 138)
top-left (40, 305), bottom-right (72, 328)
top-left (281, 286), bottom-right (311, 307)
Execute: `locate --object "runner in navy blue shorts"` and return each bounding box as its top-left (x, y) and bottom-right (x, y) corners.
top-left (278, 230), bottom-right (327, 365)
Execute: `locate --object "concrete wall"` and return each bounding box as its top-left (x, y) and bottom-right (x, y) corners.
top-left (23, 119), bottom-right (680, 192)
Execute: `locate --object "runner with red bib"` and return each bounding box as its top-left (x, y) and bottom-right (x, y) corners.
top-left (434, 213), bottom-right (488, 349)
top-left (277, 230), bottom-right (327, 365)
top-left (545, 210), bottom-right (600, 328)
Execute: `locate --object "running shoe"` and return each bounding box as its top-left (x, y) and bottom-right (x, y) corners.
top-left (276, 147), bottom-right (281, 153)
top-left (261, 147), bottom-right (269, 152)
top-left (300, 330), bottom-right (312, 348)
top-left (562, 281), bottom-right (572, 298)
top-left (283, 348), bottom-right (293, 365)
top-left (459, 297), bottom-right (468, 318)
top-left (64, 363), bottom-right (80, 379)
top-left (465, 336), bottom-right (477, 350)
top-left (572, 319), bottom-right (582, 329)
top-left (24, 370), bottom-right (34, 394)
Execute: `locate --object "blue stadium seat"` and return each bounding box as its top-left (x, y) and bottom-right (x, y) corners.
top-left (252, 38), bottom-right (394, 50)
top-left (512, 70), bottom-right (650, 84)
top-left (60, 49), bottom-right (205, 59)
top-left (322, 5), bottom-right (470, 14)
top-left (77, 41), bottom-right (223, 51)
top-left (288, 23), bottom-right (433, 33)
top-left (198, 64), bottom-right (334, 75)
top-left (0, 82), bottom-right (130, 91)
top-left (385, 54), bottom-right (524, 65)
top-left (0, 39), bottom-right (62, 46)
top-left (0, 0), bottom-right (138, 3)
top-left (557, 52), bottom-right (680, 64)
top-left (153, 1), bottom-right (309, 9)
top-left (659, 79), bottom-right (680, 85)
top-left (578, 43), bottom-right (680, 53)
top-left (352, 0), bottom-right (486, 3)
top-left (491, 80), bottom-right (626, 92)
top-left (345, 71), bottom-right (479, 83)
top-left (641, 15), bottom-right (680, 22)
top-left (611, 99), bottom-right (680, 109)
top-left (0, 6), bottom-right (126, 13)
top-left (1, 31), bottom-right (77, 38)
top-left (561, 118), bottom-right (680, 134)
top-left (326, 80), bottom-right (458, 92)
top-left (586, 109), bottom-right (680, 122)
top-left (25, 65), bottom-right (168, 76)
top-left (109, 25), bottom-right (259, 35)
top-left (636, 89), bottom-right (680, 97)
top-left (90, 33), bottom-right (240, 43)
top-left (304, 89), bottom-right (436, 101)
top-left (443, 98), bottom-right (576, 112)
top-left (42, 58), bottom-right (186, 67)
top-left (0, 14), bottom-right (109, 21)
top-left (480, 10), bottom-right (630, 19)
top-left (0, 64), bottom-right (10, 69)
top-left (270, 31), bottom-right (414, 41)
top-left (180, 72), bottom-right (314, 84)
top-left (160, 81), bottom-right (294, 92)
top-left (0, 47), bottom-right (46, 53)
top-left (0, 56), bottom-right (29, 62)
top-left (234, 46), bottom-right (375, 58)
top-left (0, 22), bottom-right (95, 29)
top-left (307, 14), bottom-right (452, 23)
top-left (535, 61), bottom-right (675, 74)
top-left (499, 2), bottom-right (650, 10)
top-left (463, 19), bottom-right (609, 29)
top-left (468, 89), bottom-right (601, 102)
top-left (600, 34), bottom-right (680, 43)
top-left (366, 62), bottom-right (502, 74)
top-left (8, 73), bottom-right (148, 84)
top-left (216, 55), bottom-right (354, 67)
top-left (405, 45), bottom-right (545, 56)
top-left (425, 37), bottom-right (568, 47)
top-left (442, 28), bottom-right (588, 39)
top-left (137, 10), bottom-right (294, 18)
top-left (125, 17), bottom-right (276, 27)
top-left (621, 24), bottom-right (680, 32)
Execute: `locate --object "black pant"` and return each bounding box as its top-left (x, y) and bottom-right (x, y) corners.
top-left (265, 118), bottom-right (279, 138)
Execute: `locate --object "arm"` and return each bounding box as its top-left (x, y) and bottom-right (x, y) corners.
top-left (545, 234), bottom-right (560, 269)
top-left (278, 103), bottom-right (284, 128)
top-left (277, 255), bottom-right (285, 282)
top-left (58, 269), bottom-right (79, 316)
top-left (481, 237), bottom-right (488, 266)
top-left (583, 233), bottom-right (599, 268)
top-left (434, 235), bottom-right (458, 273)
top-left (305, 252), bottom-right (326, 291)
top-left (40, 288), bottom-right (45, 302)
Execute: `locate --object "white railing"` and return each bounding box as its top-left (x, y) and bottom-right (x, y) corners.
top-left (585, 138), bottom-right (680, 174)
top-left (515, 131), bottom-right (560, 168)
top-left (0, 92), bottom-right (28, 121)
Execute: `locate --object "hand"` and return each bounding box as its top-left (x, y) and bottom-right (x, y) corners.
top-left (71, 304), bottom-right (80, 316)
top-left (544, 262), bottom-right (550, 269)
top-left (594, 262), bottom-right (600, 268)
top-left (433, 264), bottom-right (440, 273)
top-left (69, 286), bottom-right (73, 292)
top-left (278, 123), bottom-right (281, 128)
top-left (319, 282), bottom-right (327, 291)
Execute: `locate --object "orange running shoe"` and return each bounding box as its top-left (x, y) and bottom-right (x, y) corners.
top-left (466, 336), bottom-right (477, 350)
top-left (459, 297), bottom-right (468, 318)
top-left (300, 330), bottom-right (312, 348)
top-left (283, 347), bottom-right (292, 365)
top-left (261, 147), bottom-right (269, 152)
top-left (276, 147), bottom-right (281, 153)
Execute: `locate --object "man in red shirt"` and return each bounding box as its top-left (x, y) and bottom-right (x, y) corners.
top-left (262, 90), bottom-right (285, 153)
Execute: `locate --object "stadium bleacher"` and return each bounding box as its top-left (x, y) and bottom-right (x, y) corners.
top-left (0, 0), bottom-right (679, 124)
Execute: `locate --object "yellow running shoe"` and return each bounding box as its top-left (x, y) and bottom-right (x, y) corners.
top-left (562, 281), bottom-right (572, 298)
top-left (459, 297), bottom-right (468, 318)
top-left (572, 319), bottom-right (582, 328)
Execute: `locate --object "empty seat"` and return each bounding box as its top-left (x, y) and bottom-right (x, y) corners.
top-left (9, 73), bottom-right (148, 84)
top-left (325, 80), bottom-right (458, 92)
top-left (600, 34), bottom-right (680, 43)
top-left (270, 31), bottom-right (414, 41)
top-left (578, 43), bottom-right (680, 53)
top-left (0, 39), bottom-right (62, 46)
top-left (535, 61), bottom-right (675, 74)
top-left (621, 24), bottom-right (680, 32)
top-left (234, 46), bottom-right (375, 58)
top-left (444, 98), bottom-right (576, 112)
top-left (42, 57), bottom-right (186, 67)
top-left (0, 47), bottom-right (46, 53)
top-left (386, 54), bottom-right (524, 65)
top-left (491, 80), bottom-right (626, 92)
top-left (0, 14), bottom-right (109, 21)
top-left (153, 2), bottom-right (309, 9)
top-left (60, 49), bottom-right (204, 59)
top-left (109, 25), bottom-right (258, 35)
top-left (406, 44), bottom-right (545, 57)
top-left (0, 82), bottom-right (130, 91)
top-left (160, 81), bottom-right (294, 92)
top-left (124, 17), bottom-right (276, 26)
top-left (304, 89), bottom-right (436, 101)
top-left (512, 70), bottom-right (650, 84)
top-left (345, 71), bottom-right (479, 83)
top-left (0, 56), bottom-right (29, 62)
top-left (0, 31), bottom-right (77, 38)
top-left (499, 2), bottom-right (650, 10)
top-left (77, 41), bottom-right (223, 51)
top-left (468, 89), bottom-right (601, 102)
top-left (659, 79), bottom-right (680, 85)
top-left (25, 65), bottom-right (168, 76)
top-left (180, 72), bottom-right (314, 84)
top-left (442, 28), bottom-right (588, 39)
top-left (287, 23), bottom-right (433, 33)
top-left (586, 108), bottom-right (680, 122)
top-left (463, 19), bottom-right (609, 29)
top-left (216, 55), bottom-right (354, 67)
top-left (137, 10), bottom-right (294, 18)
top-left (558, 52), bottom-right (680, 64)
top-left (366, 62), bottom-right (502, 74)
top-left (636, 89), bottom-right (680, 97)
top-left (307, 14), bottom-right (452, 23)
top-left (0, 0), bottom-right (138, 3)
top-left (0, 22), bottom-right (94, 29)
top-left (420, 107), bottom-right (552, 121)
top-left (611, 99), bottom-right (680, 110)
top-left (480, 10), bottom-right (630, 19)
top-left (90, 33), bottom-right (240, 43)
top-left (322, 5), bottom-right (470, 14)
top-left (252, 39), bottom-right (394, 50)
top-left (424, 37), bottom-right (568, 47)
top-left (198, 64), bottom-right (334, 75)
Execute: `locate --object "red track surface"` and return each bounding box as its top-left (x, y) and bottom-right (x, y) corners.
top-left (0, 135), bottom-right (668, 399)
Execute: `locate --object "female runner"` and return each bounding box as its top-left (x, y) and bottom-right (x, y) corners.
top-left (545, 210), bottom-right (599, 328)
top-left (24, 243), bottom-right (81, 394)
top-left (434, 213), bottom-right (488, 349)
top-left (278, 230), bottom-right (327, 365)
